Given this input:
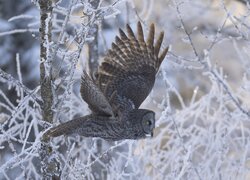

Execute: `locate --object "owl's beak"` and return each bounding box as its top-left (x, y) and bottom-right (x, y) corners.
top-left (145, 132), bottom-right (154, 138)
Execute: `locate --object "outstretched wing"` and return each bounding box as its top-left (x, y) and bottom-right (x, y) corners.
top-left (96, 22), bottom-right (168, 114)
top-left (80, 70), bottom-right (114, 117)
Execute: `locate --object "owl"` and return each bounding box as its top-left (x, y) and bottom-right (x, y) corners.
top-left (44, 22), bottom-right (168, 141)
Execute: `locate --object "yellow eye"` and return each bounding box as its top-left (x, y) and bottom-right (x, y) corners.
top-left (146, 120), bottom-right (152, 126)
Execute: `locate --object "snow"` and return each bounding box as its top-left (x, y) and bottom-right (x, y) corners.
top-left (1, 0), bottom-right (250, 179)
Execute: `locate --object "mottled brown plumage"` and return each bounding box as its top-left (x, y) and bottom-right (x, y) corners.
top-left (44, 22), bottom-right (168, 141)
top-left (96, 22), bottom-right (168, 114)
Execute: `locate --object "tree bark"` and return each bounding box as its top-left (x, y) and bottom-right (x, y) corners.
top-left (39, 0), bottom-right (53, 123)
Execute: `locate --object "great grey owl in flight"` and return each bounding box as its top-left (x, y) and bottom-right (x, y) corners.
top-left (44, 22), bottom-right (168, 141)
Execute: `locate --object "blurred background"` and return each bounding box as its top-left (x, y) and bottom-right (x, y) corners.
top-left (1, 0), bottom-right (250, 179)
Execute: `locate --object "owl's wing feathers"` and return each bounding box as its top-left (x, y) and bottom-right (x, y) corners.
top-left (80, 70), bottom-right (114, 117)
top-left (96, 22), bottom-right (168, 113)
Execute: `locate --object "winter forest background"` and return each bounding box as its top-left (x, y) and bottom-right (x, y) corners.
top-left (1, 0), bottom-right (250, 179)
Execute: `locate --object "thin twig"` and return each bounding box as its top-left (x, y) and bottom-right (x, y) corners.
top-left (0, 68), bottom-right (41, 103)
top-left (87, 0), bottom-right (100, 79)
top-left (175, 1), bottom-right (250, 118)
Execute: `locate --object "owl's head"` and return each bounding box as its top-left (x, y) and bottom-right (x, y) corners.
top-left (125, 109), bottom-right (155, 139)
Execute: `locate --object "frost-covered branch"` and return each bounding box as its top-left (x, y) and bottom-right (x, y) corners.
top-left (0, 68), bottom-right (41, 103)
top-left (175, 1), bottom-right (250, 118)
top-left (39, 0), bottom-right (54, 123)
top-left (1, 0), bottom-right (250, 179)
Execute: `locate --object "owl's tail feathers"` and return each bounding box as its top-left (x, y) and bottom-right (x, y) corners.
top-left (43, 116), bottom-right (89, 138)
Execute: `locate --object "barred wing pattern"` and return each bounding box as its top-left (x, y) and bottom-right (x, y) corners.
top-left (80, 70), bottom-right (114, 117)
top-left (96, 22), bottom-right (168, 115)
